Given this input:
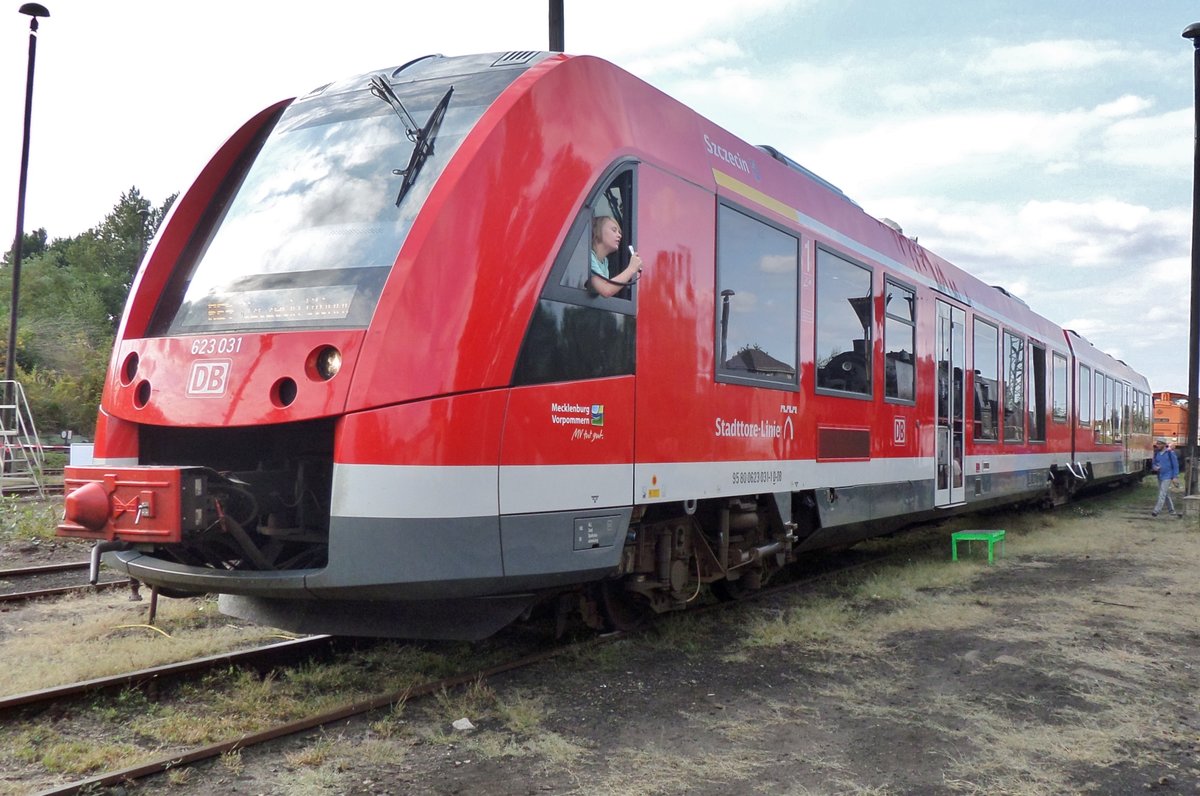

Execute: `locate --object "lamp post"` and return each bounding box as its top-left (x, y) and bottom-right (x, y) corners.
top-left (137, 207), bottom-right (151, 266)
top-left (6, 3), bottom-right (50, 388)
top-left (1183, 23), bottom-right (1200, 494)
top-left (549, 0), bottom-right (564, 52)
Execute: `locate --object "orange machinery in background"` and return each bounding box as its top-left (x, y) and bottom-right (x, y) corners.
top-left (1153, 391), bottom-right (1189, 446)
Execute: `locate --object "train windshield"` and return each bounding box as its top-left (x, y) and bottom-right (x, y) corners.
top-left (154, 66), bottom-right (525, 335)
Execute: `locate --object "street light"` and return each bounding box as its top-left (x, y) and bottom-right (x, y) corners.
top-left (1182, 22), bottom-right (1200, 494)
top-left (549, 0), bottom-right (564, 52)
top-left (137, 207), bottom-right (151, 266)
top-left (6, 2), bottom-right (50, 387)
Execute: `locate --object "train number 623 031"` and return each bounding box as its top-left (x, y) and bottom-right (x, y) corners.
top-left (189, 336), bottom-right (243, 356)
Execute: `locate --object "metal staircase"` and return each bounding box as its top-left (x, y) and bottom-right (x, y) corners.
top-left (0, 380), bottom-right (44, 497)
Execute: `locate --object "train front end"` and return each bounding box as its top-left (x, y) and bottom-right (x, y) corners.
top-left (58, 52), bottom-right (566, 639)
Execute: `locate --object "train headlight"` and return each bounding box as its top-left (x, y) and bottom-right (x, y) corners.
top-left (314, 346), bottom-right (342, 380)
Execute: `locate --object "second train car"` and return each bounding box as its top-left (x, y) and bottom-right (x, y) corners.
top-left (58, 51), bottom-right (1152, 638)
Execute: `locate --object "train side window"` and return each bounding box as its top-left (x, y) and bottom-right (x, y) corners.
top-left (714, 204), bottom-right (799, 389)
top-left (1028, 342), bottom-right (1046, 442)
top-left (1052, 353), bottom-right (1068, 423)
top-left (1095, 371), bottom-right (1108, 443)
top-left (1002, 330), bottom-right (1025, 443)
top-left (972, 318), bottom-right (999, 441)
top-left (884, 281), bottom-right (915, 403)
top-left (1108, 379), bottom-right (1118, 441)
top-left (815, 248), bottom-right (872, 397)
top-left (1079, 364), bottom-right (1092, 426)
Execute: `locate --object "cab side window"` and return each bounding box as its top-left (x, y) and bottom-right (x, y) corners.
top-left (559, 171), bottom-right (637, 300)
top-left (512, 165), bottom-right (638, 386)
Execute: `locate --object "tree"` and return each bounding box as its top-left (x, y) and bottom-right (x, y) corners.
top-left (1, 227), bottom-right (48, 266)
top-left (0, 188), bottom-right (173, 436)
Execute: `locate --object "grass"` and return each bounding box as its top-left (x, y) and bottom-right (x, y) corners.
top-left (595, 741), bottom-right (772, 796)
top-left (0, 494), bottom-right (61, 544)
top-left (133, 642), bottom-right (488, 748)
top-left (6, 728), bottom-right (141, 775)
top-left (719, 478), bottom-right (1200, 795)
top-left (0, 592), bottom-right (284, 697)
top-left (4, 480), bottom-right (1192, 795)
top-left (0, 635), bottom-right (493, 793)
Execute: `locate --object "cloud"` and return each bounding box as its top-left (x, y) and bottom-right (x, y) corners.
top-left (1095, 95), bottom-right (1155, 117)
top-left (864, 191), bottom-right (1189, 388)
top-left (878, 195), bottom-right (1188, 271)
top-left (626, 40), bottom-right (746, 77)
top-left (761, 253), bottom-right (797, 273)
top-left (1099, 107), bottom-right (1193, 169)
top-left (971, 39), bottom-right (1137, 76)
top-left (573, 0), bottom-right (803, 57)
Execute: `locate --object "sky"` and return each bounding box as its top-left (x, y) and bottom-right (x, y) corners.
top-left (0, 0), bottom-right (1196, 392)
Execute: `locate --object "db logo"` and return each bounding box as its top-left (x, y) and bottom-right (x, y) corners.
top-left (187, 359), bottom-right (231, 396)
top-left (893, 417), bottom-right (907, 445)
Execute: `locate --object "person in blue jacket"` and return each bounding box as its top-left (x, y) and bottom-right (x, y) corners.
top-left (1151, 439), bottom-right (1180, 517)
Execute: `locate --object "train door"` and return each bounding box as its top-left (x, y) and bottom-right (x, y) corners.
top-left (935, 300), bottom-right (965, 506)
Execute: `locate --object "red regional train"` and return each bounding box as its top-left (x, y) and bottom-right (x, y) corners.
top-left (58, 51), bottom-right (1153, 639)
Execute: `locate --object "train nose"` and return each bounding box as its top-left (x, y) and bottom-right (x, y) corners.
top-left (64, 481), bottom-right (111, 532)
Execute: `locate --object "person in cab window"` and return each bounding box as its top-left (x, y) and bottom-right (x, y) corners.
top-left (589, 214), bottom-right (644, 297)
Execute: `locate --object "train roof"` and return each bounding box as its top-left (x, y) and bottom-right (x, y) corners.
top-left (302, 51), bottom-right (555, 99)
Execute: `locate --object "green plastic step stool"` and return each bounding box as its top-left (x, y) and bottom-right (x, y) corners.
top-left (951, 529), bottom-right (1005, 564)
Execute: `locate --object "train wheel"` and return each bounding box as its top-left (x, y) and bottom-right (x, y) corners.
top-left (597, 580), bottom-right (650, 632)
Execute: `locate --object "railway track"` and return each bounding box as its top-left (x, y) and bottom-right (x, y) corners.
top-left (0, 634), bottom-right (341, 716)
top-left (20, 539), bottom-right (912, 795)
top-left (0, 560), bottom-right (131, 604)
top-left (30, 632), bottom-right (596, 796)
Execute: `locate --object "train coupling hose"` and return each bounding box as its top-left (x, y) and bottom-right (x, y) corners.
top-left (90, 540), bottom-right (132, 585)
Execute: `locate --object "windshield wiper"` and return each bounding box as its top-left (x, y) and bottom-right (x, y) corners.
top-left (370, 76), bottom-right (454, 206)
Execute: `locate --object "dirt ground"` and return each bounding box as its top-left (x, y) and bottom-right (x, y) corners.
top-left (13, 480), bottom-right (1200, 795)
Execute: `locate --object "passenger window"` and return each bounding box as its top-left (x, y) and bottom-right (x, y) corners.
top-left (1052, 353), bottom-right (1068, 423)
top-left (816, 248), bottom-right (872, 396)
top-left (1108, 379), bottom-right (1118, 441)
top-left (1079, 364), bottom-right (1092, 426)
top-left (972, 318), bottom-right (999, 441)
top-left (1028, 342), bottom-right (1046, 442)
top-left (1003, 330), bottom-right (1024, 443)
top-left (714, 204), bottom-right (799, 389)
top-left (884, 281), bottom-right (915, 402)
